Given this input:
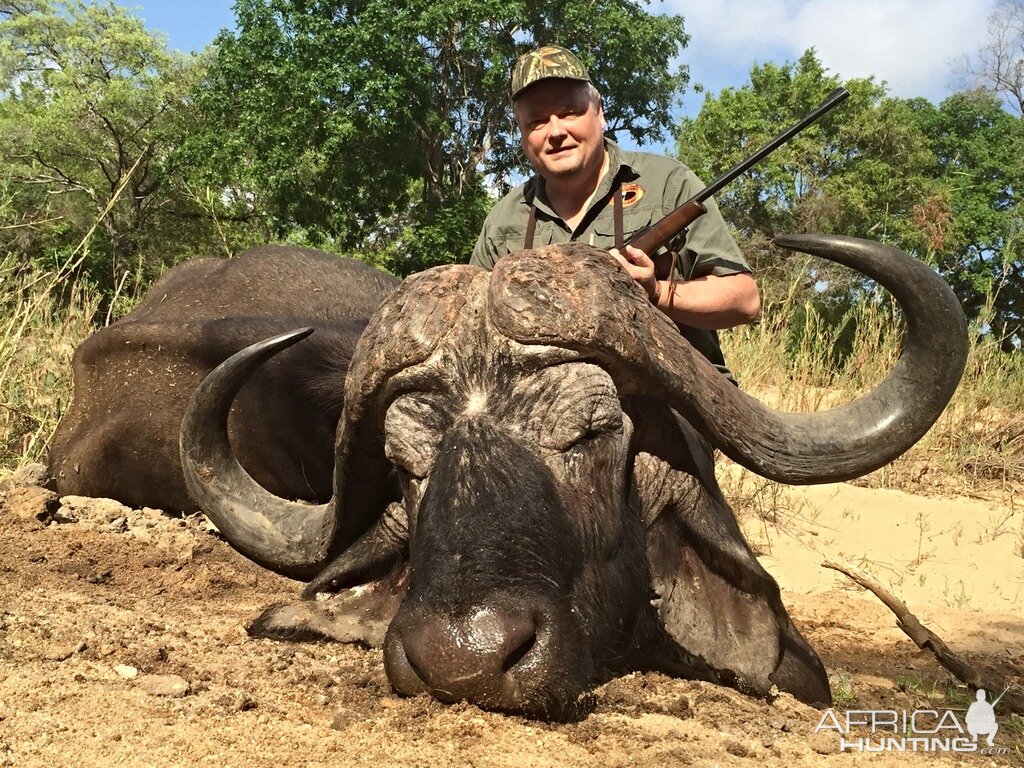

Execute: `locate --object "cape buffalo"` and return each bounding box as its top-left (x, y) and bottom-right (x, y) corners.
top-left (50, 237), bottom-right (967, 720)
top-left (49, 246), bottom-right (397, 512)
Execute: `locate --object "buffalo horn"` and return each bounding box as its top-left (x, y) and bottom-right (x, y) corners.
top-left (180, 327), bottom-right (340, 580)
top-left (488, 236), bottom-right (968, 484)
top-left (180, 267), bottom-right (477, 583)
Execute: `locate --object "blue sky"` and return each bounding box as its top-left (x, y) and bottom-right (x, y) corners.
top-left (120, 1), bottom-right (235, 53)
top-left (120, 0), bottom-right (998, 120)
top-left (673, 0), bottom-right (997, 106)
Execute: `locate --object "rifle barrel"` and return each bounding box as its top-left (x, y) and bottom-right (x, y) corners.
top-left (695, 87), bottom-right (850, 204)
top-left (991, 686), bottom-right (1010, 708)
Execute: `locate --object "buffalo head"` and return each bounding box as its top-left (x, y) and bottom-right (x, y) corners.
top-left (180, 236), bottom-right (967, 719)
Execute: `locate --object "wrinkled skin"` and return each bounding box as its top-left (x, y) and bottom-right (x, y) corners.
top-left (251, 329), bottom-right (830, 718)
top-left (371, 349), bottom-right (828, 717)
top-left (357, 277), bottom-right (824, 716)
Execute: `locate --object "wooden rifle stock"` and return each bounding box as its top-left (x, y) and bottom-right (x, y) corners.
top-left (628, 199), bottom-right (706, 258)
top-left (624, 87), bottom-right (850, 276)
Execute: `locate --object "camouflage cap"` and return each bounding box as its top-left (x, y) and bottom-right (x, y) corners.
top-left (511, 45), bottom-right (591, 100)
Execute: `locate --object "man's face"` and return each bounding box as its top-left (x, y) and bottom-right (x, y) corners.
top-left (515, 80), bottom-right (606, 184)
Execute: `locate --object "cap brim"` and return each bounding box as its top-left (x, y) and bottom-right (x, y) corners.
top-left (511, 74), bottom-right (592, 101)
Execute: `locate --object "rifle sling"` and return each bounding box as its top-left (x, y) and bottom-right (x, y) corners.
top-left (524, 186), bottom-right (623, 250)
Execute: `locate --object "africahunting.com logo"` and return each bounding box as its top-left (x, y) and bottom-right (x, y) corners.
top-left (815, 687), bottom-right (1010, 755)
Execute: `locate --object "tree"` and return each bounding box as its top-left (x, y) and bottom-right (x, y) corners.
top-left (183, 0), bottom-right (689, 275)
top-left (678, 50), bottom-right (1024, 350)
top-left (0, 0), bottom-right (216, 291)
top-left (955, 0), bottom-right (1024, 116)
top-left (675, 50), bottom-right (937, 311)
top-left (950, 0), bottom-right (1024, 347)
top-left (907, 91), bottom-right (1024, 348)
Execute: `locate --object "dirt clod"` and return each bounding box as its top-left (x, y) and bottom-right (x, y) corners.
top-left (2, 485), bottom-right (59, 526)
top-left (809, 731), bottom-right (841, 755)
top-left (138, 674), bottom-right (190, 697)
top-left (113, 664), bottom-right (138, 680)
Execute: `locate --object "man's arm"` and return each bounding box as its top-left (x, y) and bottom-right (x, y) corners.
top-left (469, 224), bottom-right (499, 269)
top-left (612, 162), bottom-right (759, 329)
top-left (612, 245), bottom-right (760, 330)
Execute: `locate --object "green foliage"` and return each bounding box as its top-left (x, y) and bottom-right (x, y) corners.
top-left (906, 91), bottom-right (1024, 348)
top-left (677, 50), bottom-right (935, 253)
top-left (829, 671), bottom-right (857, 708)
top-left (676, 52), bottom-right (936, 361)
top-left (679, 49), bottom-right (1024, 349)
top-left (396, 181), bottom-right (495, 275)
top-left (183, 0), bottom-right (688, 275)
top-left (0, 0), bottom-right (237, 297)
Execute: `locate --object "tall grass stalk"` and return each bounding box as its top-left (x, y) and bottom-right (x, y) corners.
top-left (0, 156), bottom-right (144, 472)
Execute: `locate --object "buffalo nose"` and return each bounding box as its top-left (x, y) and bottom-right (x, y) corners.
top-left (395, 607), bottom-right (538, 701)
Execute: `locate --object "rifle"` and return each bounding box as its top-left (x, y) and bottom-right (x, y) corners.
top-left (626, 87), bottom-right (850, 277)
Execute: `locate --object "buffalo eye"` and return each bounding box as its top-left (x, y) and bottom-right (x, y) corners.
top-left (541, 393), bottom-right (623, 453)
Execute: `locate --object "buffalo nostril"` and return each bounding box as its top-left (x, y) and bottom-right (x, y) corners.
top-left (467, 607), bottom-right (537, 675)
top-left (501, 630), bottom-right (537, 674)
top-left (404, 649), bottom-right (427, 685)
top-left (385, 601), bottom-right (594, 719)
top-left (382, 626), bottom-right (431, 698)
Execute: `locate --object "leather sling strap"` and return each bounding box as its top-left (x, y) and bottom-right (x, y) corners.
top-left (524, 204), bottom-right (538, 250)
top-left (524, 186), bottom-right (623, 250)
top-left (613, 186), bottom-right (623, 250)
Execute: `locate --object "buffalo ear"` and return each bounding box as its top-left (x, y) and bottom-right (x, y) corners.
top-left (633, 450), bottom-right (831, 706)
top-left (248, 502), bottom-right (411, 646)
top-left (248, 565), bottom-right (409, 647)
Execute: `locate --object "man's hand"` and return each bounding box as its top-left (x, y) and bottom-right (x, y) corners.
top-left (611, 244), bottom-right (761, 330)
top-left (610, 245), bottom-right (657, 300)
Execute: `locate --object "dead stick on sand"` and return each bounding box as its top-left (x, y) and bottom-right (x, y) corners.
top-left (821, 560), bottom-right (1024, 715)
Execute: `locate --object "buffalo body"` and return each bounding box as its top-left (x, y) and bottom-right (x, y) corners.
top-left (50, 238), bottom-right (968, 719)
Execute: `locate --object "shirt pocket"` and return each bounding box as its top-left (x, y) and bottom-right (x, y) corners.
top-left (504, 234), bottom-right (527, 254)
top-left (591, 210), bottom-right (653, 249)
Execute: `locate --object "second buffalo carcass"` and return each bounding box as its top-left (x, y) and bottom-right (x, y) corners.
top-left (50, 237), bottom-right (968, 720)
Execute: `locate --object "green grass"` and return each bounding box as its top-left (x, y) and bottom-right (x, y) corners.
top-left (829, 670), bottom-right (857, 708)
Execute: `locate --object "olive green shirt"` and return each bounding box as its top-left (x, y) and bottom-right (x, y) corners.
top-left (470, 141), bottom-right (750, 380)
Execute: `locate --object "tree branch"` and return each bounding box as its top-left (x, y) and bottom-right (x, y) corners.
top-left (822, 560), bottom-right (1023, 714)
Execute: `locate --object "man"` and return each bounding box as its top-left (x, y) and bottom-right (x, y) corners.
top-left (470, 45), bottom-right (759, 380)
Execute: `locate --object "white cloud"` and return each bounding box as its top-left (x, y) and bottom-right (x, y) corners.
top-left (668, 0), bottom-right (996, 101)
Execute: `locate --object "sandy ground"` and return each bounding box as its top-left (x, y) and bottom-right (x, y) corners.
top-left (0, 471), bottom-right (1021, 767)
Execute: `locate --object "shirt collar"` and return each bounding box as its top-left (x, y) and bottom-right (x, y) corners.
top-left (527, 139), bottom-right (638, 222)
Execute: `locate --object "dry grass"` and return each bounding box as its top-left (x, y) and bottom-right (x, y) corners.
top-left (720, 273), bottom-right (1024, 526)
top-left (2, 249), bottom-right (1021, 518)
top-left (0, 257), bottom-right (100, 469)
top-left (0, 159), bottom-right (145, 475)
